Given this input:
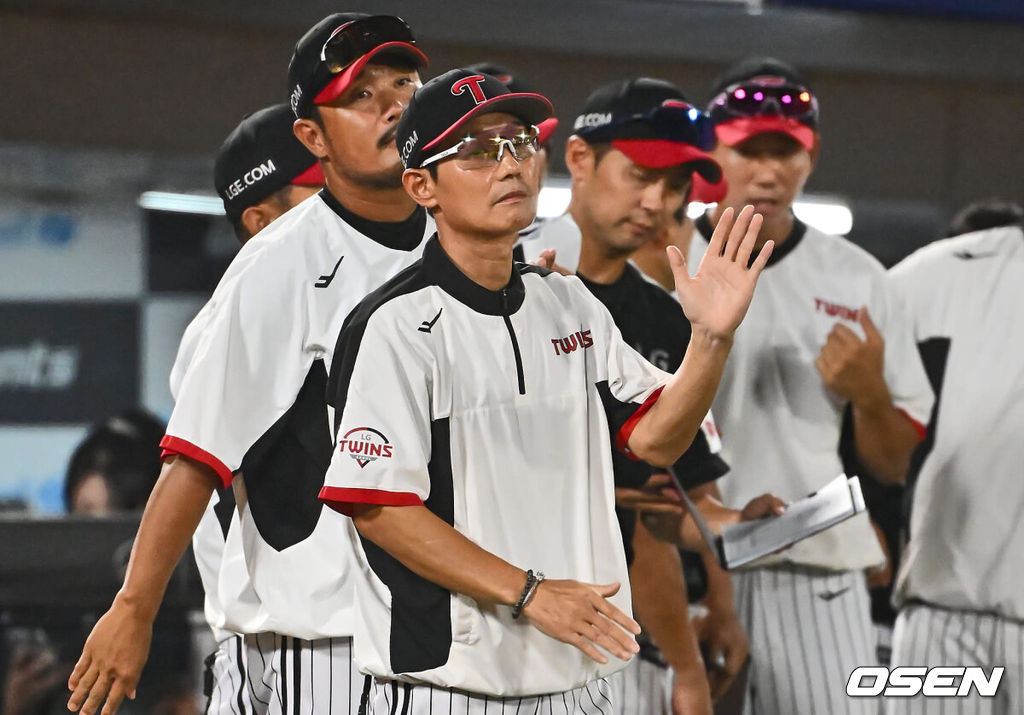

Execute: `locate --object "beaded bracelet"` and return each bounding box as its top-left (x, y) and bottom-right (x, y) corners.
top-left (511, 569), bottom-right (545, 619)
top-left (522, 571), bottom-right (545, 612)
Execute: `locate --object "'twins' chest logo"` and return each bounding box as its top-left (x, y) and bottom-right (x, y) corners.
top-left (338, 427), bottom-right (393, 468)
top-left (551, 329), bottom-right (593, 356)
top-left (814, 298), bottom-right (861, 322)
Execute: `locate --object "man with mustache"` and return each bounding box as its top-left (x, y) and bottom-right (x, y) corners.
top-left (68, 14), bottom-right (435, 715)
top-left (318, 68), bottom-right (773, 713)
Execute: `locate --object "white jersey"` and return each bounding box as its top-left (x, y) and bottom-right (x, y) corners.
top-left (888, 225), bottom-right (1024, 618)
top-left (170, 233), bottom-right (275, 643)
top-left (163, 189), bottom-right (432, 639)
top-left (518, 213), bottom-right (582, 270)
top-left (688, 216), bottom-right (933, 571)
top-left (320, 236), bottom-right (673, 696)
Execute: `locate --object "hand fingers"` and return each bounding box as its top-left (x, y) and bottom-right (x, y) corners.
top-left (723, 644), bottom-right (745, 675)
top-left (722, 206), bottom-right (755, 262)
top-left (748, 237), bottom-right (773, 275)
top-left (742, 494), bottom-right (787, 520)
top-left (734, 209), bottom-right (763, 267)
top-left (643, 472), bottom-right (674, 489)
top-left (628, 500), bottom-right (684, 514)
top-left (859, 305), bottom-right (883, 344)
top-left (569, 633), bottom-right (609, 664)
top-left (814, 353), bottom-right (835, 380)
top-left (590, 581), bottom-right (621, 599)
top-left (100, 680), bottom-right (129, 715)
top-left (705, 207), bottom-right (734, 259)
top-left (584, 616), bottom-right (639, 661)
top-left (614, 488), bottom-right (683, 512)
top-left (529, 249), bottom-right (555, 269)
top-left (709, 671), bottom-right (734, 700)
top-left (68, 653), bottom-right (90, 691)
top-left (79, 671), bottom-right (113, 715)
top-left (705, 642), bottom-right (729, 672)
top-left (67, 663), bottom-right (100, 711)
top-left (589, 587), bottom-right (642, 635)
top-left (830, 323), bottom-right (861, 346)
top-left (666, 245), bottom-right (692, 291)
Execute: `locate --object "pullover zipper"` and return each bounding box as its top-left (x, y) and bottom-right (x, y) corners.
top-left (500, 289), bottom-right (526, 395)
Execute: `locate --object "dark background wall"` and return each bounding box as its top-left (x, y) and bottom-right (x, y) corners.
top-left (2, 0), bottom-right (1023, 210)
top-left (1, 0), bottom-right (1022, 510)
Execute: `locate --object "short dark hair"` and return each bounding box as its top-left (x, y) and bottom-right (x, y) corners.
top-left (946, 199), bottom-right (1024, 237)
top-left (579, 139), bottom-right (613, 166)
top-left (229, 185), bottom-right (296, 243)
top-left (64, 410), bottom-right (166, 513)
top-left (310, 105), bottom-right (326, 130)
top-left (423, 163), bottom-right (439, 215)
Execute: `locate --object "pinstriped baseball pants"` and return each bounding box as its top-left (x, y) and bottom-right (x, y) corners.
top-left (205, 633), bottom-right (362, 715)
top-left (883, 603), bottom-right (1024, 715)
top-left (362, 676), bottom-right (615, 714)
top-left (606, 655), bottom-right (671, 714)
top-left (734, 565), bottom-right (877, 715)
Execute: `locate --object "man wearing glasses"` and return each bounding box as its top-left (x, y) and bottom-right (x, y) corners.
top-left (68, 14), bottom-right (436, 715)
top-left (687, 58), bottom-right (934, 714)
top-left (318, 68), bottom-right (773, 713)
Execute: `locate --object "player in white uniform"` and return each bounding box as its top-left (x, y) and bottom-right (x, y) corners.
top-left (884, 221), bottom-right (1024, 714)
top-left (68, 14), bottom-right (434, 715)
top-left (318, 68), bottom-right (774, 713)
top-left (179, 103), bottom-right (324, 713)
top-left (523, 77), bottom-right (784, 714)
top-left (686, 57), bottom-right (934, 715)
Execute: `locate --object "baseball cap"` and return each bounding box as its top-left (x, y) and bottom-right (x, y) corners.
top-left (288, 13), bottom-right (428, 119)
top-left (708, 57), bottom-right (818, 150)
top-left (396, 68), bottom-right (553, 170)
top-left (466, 62), bottom-right (559, 145)
top-left (572, 77), bottom-right (721, 182)
top-left (214, 104), bottom-right (324, 221)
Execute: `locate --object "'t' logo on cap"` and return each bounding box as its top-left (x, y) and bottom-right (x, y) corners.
top-left (451, 75), bottom-right (488, 105)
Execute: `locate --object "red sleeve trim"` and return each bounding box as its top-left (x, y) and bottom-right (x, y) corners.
top-left (614, 386), bottom-right (665, 461)
top-left (897, 408), bottom-right (928, 443)
top-left (159, 435), bottom-right (234, 488)
top-left (318, 486), bottom-right (424, 517)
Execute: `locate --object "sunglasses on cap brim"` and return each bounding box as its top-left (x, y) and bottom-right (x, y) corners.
top-left (710, 79), bottom-right (819, 123)
top-left (579, 103), bottom-right (715, 151)
top-left (319, 15), bottom-right (418, 74)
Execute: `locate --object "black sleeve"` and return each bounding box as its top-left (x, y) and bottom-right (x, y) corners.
top-left (670, 428), bottom-right (729, 491)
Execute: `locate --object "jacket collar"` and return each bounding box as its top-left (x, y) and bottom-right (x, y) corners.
top-left (423, 234), bottom-right (525, 316)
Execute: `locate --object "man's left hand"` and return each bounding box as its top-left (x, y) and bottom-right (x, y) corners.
top-left (695, 608), bottom-right (748, 700)
top-left (815, 306), bottom-right (888, 405)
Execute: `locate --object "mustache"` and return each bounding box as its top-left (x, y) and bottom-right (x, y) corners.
top-left (378, 127), bottom-right (398, 149)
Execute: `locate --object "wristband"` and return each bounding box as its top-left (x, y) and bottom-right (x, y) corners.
top-left (512, 570), bottom-right (543, 619)
top-left (522, 571), bottom-right (545, 612)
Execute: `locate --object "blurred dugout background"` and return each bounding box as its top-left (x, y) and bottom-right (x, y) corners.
top-left (1, 0), bottom-right (1023, 509)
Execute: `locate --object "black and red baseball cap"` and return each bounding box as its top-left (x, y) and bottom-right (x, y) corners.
top-left (288, 13), bottom-right (428, 119)
top-left (707, 57), bottom-right (819, 150)
top-left (572, 77), bottom-right (721, 182)
top-left (214, 104), bottom-right (324, 221)
top-left (396, 68), bottom-right (553, 170)
top-left (466, 62), bottom-right (559, 146)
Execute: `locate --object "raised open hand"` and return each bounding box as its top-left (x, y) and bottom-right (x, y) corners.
top-left (670, 206), bottom-right (772, 340)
